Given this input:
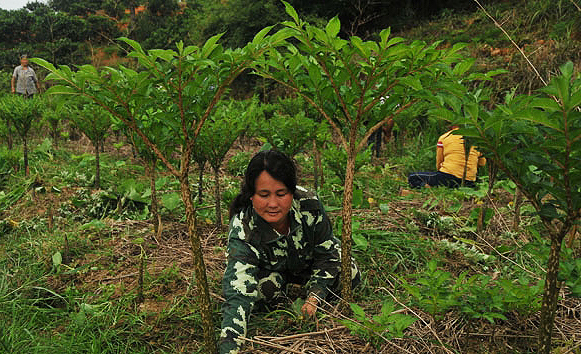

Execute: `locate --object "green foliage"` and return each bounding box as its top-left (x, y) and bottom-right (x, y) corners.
top-left (70, 103), bottom-right (111, 148)
top-left (0, 95), bottom-right (44, 175)
top-left (226, 151), bottom-right (253, 177)
top-left (258, 97), bottom-right (323, 158)
top-left (401, 260), bottom-right (458, 318)
top-left (433, 62), bottom-right (581, 245)
top-left (460, 274), bottom-right (508, 324)
top-left (0, 95), bottom-right (44, 140)
top-left (558, 250), bottom-right (581, 297)
top-left (339, 301), bottom-right (417, 348)
top-left (253, 4), bottom-right (494, 302)
top-left (35, 31), bottom-right (285, 352)
top-left (498, 277), bottom-right (543, 316)
top-left (322, 144), bottom-right (372, 184)
top-left (0, 146), bottom-right (20, 181)
top-left (195, 97), bottom-right (260, 226)
top-left (402, 260), bottom-right (543, 324)
top-left (197, 98), bottom-right (259, 172)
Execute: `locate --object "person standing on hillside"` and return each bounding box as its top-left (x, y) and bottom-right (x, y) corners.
top-left (408, 125), bottom-right (486, 188)
top-left (11, 55), bottom-right (40, 98)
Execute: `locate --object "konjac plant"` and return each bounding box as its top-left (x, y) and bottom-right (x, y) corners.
top-left (34, 30), bottom-right (290, 351)
top-left (254, 2), bottom-right (502, 303)
top-left (435, 62), bottom-right (581, 353)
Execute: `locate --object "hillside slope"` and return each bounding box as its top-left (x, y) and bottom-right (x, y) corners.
top-left (398, 0), bottom-right (581, 98)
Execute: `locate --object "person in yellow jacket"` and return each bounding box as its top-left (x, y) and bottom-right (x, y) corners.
top-left (408, 126), bottom-right (486, 188)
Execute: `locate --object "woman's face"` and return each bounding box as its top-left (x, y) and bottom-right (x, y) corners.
top-left (251, 171), bottom-right (293, 233)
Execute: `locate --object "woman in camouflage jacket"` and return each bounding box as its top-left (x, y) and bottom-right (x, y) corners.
top-left (219, 150), bottom-right (360, 354)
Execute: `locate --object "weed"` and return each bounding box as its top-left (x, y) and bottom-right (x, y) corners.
top-left (401, 260), bottom-right (458, 319)
top-left (559, 249), bottom-right (581, 297)
top-left (339, 301), bottom-right (417, 348)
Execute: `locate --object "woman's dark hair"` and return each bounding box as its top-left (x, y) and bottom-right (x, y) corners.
top-left (229, 150), bottom-right (297, 220)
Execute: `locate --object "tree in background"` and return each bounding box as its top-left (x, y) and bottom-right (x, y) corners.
top-left (190, 0), bottom-right (287, 49)
top-left (130, 0), bottom-right (191, 50)
top-left (49, 0), bottom-right (100, 14)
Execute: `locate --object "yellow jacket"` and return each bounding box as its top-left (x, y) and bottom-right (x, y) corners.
top-left (436, 128), bottom-right (486, 182)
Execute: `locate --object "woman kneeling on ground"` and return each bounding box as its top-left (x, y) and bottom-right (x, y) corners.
top-left (219, 150), bottom-right (360, 354)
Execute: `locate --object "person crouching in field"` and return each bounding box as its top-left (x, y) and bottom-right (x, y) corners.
top-left (220, 150), bottom-right (360, 354)
top-left (408, 125), bottom-right (486, 188)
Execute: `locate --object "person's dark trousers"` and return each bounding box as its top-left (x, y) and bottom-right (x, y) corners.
top-left (408, 171), bottom-right (475, 188)
top-left (367, 128), bottom-right (382, 157)
top-left (17, 93), bottom-right (34, 99)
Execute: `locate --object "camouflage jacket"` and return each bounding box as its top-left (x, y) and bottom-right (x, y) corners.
top-left (219, 187), bottom-right (341, 354)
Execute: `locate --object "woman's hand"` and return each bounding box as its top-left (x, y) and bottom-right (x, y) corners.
top-left (301, 295), bottom-right (318, 317)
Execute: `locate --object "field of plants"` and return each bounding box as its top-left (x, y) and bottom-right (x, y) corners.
top-left (1, 2), bottom-right (581, 354)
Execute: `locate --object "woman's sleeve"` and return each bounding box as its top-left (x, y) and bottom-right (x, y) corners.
top-left (436, 140), bottom-right (444, 170)
top-left (219, 218), bottom-right (261, 354)
top-left (307, 202), bottom-right (341, 299)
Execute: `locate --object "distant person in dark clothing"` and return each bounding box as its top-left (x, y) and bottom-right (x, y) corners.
top-left (408, 126), bottom-right (486, 188)
top-left (11, 55), bottom-right (40, 98)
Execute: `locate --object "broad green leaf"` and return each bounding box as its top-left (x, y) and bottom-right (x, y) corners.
top-left (567, 90), bottom-right (581, 111)
top-left (162, 192), bottom-right (182, 211)
top-left (464, 102), bottom-right (479, 121)
top-left (379, 28), bottom-right (391, 48)
top-left (80, 220), bottom-right (108, 230)
top-left (453, 58), bottom-right (476, 76)
top-left (201, 33), bottom-right (224, 58)
top-left (308, 63), bottom-right (322, 86)
top-left (269, 27), bottom-right (295, 45)
top-left (148, 49), bottom-right (176, 62)
top-left (253, 25), bottom-right (274, 45)
top-left (352, 233), bottom-right (368, 251)
top-left (349, 303), bottom-right (366, 321)
top-left (515, 108), bottom-right (562, 131)
top-left (325, 16), bottom-right (340, 38)
top-left (30, 57), bottom-right (57, 72)
top-left (283, 1), bottom-right (299, 23)
top-left (350, 36), bottom-right (369, 58)
top-left (183, 45), bottom-right (199, 57)
top-left (379, 203), bottom-right (389, 214)
top-left (398, 76), bottom-right (423, 91)
top-left (118, 37), bottom-right (144, 54)
top-left (52, 252), bottom-right (62, 267)
top-left (46, 85), bottom-right (81, 95)
top-left (560, 61), bottom-right (574, 80)
top-left (386, 36), bottom-right (405, 48)
top-left (530, 97), bottom-right (561, 112)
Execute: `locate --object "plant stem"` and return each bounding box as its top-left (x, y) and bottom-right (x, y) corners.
top-left (537, 232), bottom-right (566, 353)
